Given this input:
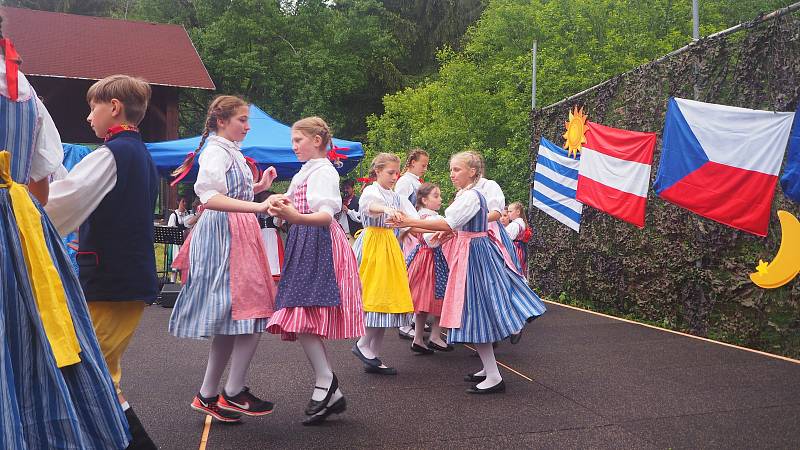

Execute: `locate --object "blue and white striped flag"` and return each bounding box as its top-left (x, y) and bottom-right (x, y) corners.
top-left (531, 137), bottom-right (583, 232)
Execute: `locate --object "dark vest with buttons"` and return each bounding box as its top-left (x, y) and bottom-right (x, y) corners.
top-left (78, 131), bottom-right (159, 303)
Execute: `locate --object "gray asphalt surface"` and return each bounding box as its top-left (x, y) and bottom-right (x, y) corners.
top-left (122, 302), bottom-right (800, 449)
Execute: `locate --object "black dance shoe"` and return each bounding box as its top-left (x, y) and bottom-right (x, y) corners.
top-left (125, 407), bottom-right (158, 449)
top-left (463, 373), bottom-right (486, 383)
top-left (302, 396), bottom-right (347, 426)
top-left (305, 373), bottom-right (338, 416)
top-left (427, 341), bottom-right (454, 352)
top-left (351, 344), bottom-right (382, 367)
top-left (466, 380), bottom-right (506, 394)
top-left (364, 365), bottom-right (398, 375)
top-left (411, 343), bottom-right (434, 355)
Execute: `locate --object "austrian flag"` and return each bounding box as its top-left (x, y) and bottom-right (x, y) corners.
top-left (575, 122), bottom-right (657, 228)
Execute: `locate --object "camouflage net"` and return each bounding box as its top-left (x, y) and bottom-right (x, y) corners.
top-left (529, 13), bottom-right (800, 358)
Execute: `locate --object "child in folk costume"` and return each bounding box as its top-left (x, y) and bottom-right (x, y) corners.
top-left (169, 96), bottom-right (277, 423)
top-left (395, 149), bottom-right (429, 339)
top-left (505, 202), bottom-right (531, 276)
top-left (391, 151), bottom-right (546, 394)
top-left (48, 74), bottom-right (164, 448)
top-left (352, 153), bottom-right (419, 375)
top-left (405, 183), bottom-right (453, 354)
top-left (266, 117), bottom-right (365, 426)
top-left (0, 35), bottom-right (131, 449)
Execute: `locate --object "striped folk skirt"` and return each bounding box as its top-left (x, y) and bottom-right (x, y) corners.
top-left (406, 245), bottom-right (449, 317)
top-left (447, 237), bottom-right (546, 344)
top-left (169, 210), bottom-right (272, 339)
top-left (1, 190), bottom-right (130, 449)
top-left (267, 222), bottom-right (365, 340)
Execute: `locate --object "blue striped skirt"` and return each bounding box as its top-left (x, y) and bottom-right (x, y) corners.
top-left (448, 237), bottom-right (546, 344)
top-left (1, 191), bottom-right (130, 449)
top-left (364, 312), bottom-right (413, 328)
top-left (169, 210), bottom-right (268, 339)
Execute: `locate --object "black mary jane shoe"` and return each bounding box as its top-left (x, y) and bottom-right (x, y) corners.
top-left (411, 343), bottom-right (434, 355)
top-left (302, 396), bottom-right (347, 426)
top-left (351, 344), bottom-right (382, 368)
top-left (466, 380), bottom-right (506, 394)
top-left (463, 373), bottom-right (486, 383)
top-left (304, 373), bottom-right (338, 416)
top-left (364, 365), bottom-right (398, 375)
top-left (427, 341), bottom-right (454, 352)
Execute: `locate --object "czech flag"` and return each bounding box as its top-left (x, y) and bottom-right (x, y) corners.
top-left (654, 98), bottom-right (796, 237)
top-left (575, 122), bottom-right (656, 228)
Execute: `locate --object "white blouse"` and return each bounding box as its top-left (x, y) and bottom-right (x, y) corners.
top-left (506, 217), bottom-right (526, 240)
top-left (443, 189), bottom-right (482, 231)
top-left (394, 172), bottom-right (421, 200)
top-left (194, 135), bottom-right (253, 204)
top-left (287, 158), bottom-right (342, 219)
top-left (360, 183), bottom-right (419, 219)
top-left (0, 57), bottom-right (63, 182)
top-left (473, 178), bottom-right (506, 214)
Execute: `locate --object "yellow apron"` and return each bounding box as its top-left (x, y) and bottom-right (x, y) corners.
top-left (0, 151), bottom-right (80, 367)
top-left (358, 226), bottom-right (414, 314)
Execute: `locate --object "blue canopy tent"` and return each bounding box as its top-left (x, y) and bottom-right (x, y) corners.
top-left (145, 104), bottom-right (364, 182)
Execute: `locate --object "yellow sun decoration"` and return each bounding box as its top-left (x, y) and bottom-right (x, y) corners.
top-left (563, 106), bottom-right (588, 158)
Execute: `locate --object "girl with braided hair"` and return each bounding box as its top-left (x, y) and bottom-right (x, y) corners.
top-left (169, 95), bottom-right (278, 423)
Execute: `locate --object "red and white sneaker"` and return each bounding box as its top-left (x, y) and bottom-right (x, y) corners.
top-left (218, 387), bottom-right (275, 416)
top-left (191, 394), bottom-right (242, 423)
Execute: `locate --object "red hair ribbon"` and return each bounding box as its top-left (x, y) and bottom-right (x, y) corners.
top-left (170, 152), bottom-right (195, 186)
top-left (327, 146), bottom-right (349, 166)
top-left (0, 39), bottom-right (21, 101)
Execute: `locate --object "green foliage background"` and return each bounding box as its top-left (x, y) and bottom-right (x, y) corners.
top-left (367, 0), bottom-right (793, 203)
top-left (529, 13), bottom-right (800, 358)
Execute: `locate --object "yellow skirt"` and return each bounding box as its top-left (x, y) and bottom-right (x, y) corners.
top-left (359, 227), bottom-right (414, 314)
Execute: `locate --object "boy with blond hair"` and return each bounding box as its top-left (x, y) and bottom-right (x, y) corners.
top-left (47, 74), bottom-right (159, 449)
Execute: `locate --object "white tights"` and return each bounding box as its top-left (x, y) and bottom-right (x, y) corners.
top-left (199, 333), bottom-right (261, 398)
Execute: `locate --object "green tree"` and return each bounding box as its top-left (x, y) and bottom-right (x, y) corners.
top-left (367, 0), bottom-right (794, 203)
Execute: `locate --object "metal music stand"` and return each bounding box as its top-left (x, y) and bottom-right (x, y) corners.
top-left (154, 225), bottom-right (185, 281)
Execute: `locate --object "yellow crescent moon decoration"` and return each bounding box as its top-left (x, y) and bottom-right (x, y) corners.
top-left (750, 210), bottom-right (800, 289)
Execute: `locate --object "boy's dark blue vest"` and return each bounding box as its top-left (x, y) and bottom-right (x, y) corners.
top-left (78, 131), bottom-right (159, 303)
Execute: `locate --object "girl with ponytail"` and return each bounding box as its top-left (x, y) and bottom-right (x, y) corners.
top-left (169, 95), bottom-right (278, 423)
